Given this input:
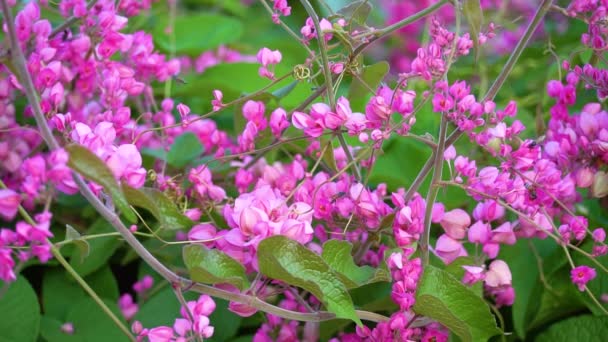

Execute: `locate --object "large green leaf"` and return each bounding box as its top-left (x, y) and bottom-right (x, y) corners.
top-left (321, 240), bottom-right (390, 288)
top-left (66, 144), bottom-right (136, 223)
top-left (536, 315), bottom-right (608, 342)
top-left (123, 186), bottom-right (193, 230)
top-left (39, 316), bottom-right (84, 342)
top-left (0, 277), bottom-right (40, 342)
top-left (65, 298), bottom-right (129, 342)
top-left (413, 265), bottom-right (501, 342)
top-left (42, 269), bottom-right (86, 320)
top-left (69, 219), bottom-right (123, 277)
top-left (257, 236), bottom-right (362, 325)
top-left (152, 13), bottom-right (243, 56)
top-left (183, 244), bottom-right (250, 290)
top-left (166, 132), bottom-right (204, 168)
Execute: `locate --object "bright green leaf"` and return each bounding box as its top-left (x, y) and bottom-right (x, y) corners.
top-left (258, 236), bottom-right (362, 325)
top-left (166, 132), bottom-right (204, 168)
top-left (0, 277), bottom-right (40, 342)
top-left (123, 185), bottom-right (193, 230)
top-left (413, 265), bottom-right (501, 342)
top-left (536, 315), bottom-right (608, 342)
top-left (321, 240), bottom-right (390, 288)
top-left (183, 244), bottom-right (250, 290)
top-left (153, 14), bottom-right (243, 56)
top-left (66, 144), bottom-right (136, 223)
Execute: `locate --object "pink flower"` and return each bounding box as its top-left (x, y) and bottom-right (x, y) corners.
top-left (147, 326), bottom-right (174, 342)
top-left (571, 265), bottom-right (596, 291)
top-left (435, 234), bottom-right (467, 264)
top-left (485, 260), bottom-right (512, 288)
top-left (462, 265), bottom-right (485, 285)
top-left (0, 189), bottom-right (20, 220)
top-left (270, 108), bottom-right (289, 138)
top-left (118, 294), bottom-right (139, 320)
top-left (440, 209), bottom-right (470, 240)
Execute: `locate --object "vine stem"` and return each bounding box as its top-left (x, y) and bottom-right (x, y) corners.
top-left (420, 116), bottom-right (448, 265)
top-left (299, 0), bottom-right (362, 182)
top-left (0, 0), bottom-right (390, 324)
top-left (351, 0), bottom-right (450, 57)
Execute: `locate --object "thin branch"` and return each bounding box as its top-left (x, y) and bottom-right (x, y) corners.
top-left (49, 0), bottom-right (96, 38)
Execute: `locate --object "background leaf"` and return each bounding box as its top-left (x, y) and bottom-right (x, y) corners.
top-left (166, 132), bottom-right (204, 168)
top-left (257, 236), bottom-right (362, 325)
top-left (0, 277), bottom-right (40, 342)
top-left (69, 219), bottom-right (123, 277)
top-left (65, 297), bottom-right (129, 342)
top-left (152, 14), bottom-right (244, 56)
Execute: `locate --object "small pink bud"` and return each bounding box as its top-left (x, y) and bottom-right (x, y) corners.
top-left (61, 322), bottom-right (74, 335)
top-left (485, 260), bottom-right (512, 287)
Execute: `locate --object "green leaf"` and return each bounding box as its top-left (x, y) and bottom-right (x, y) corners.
top-left (65, 298), bottom-right (129, 342)
top-left (257, 236), bottom-right (362, 325)
top-left (86, 266), bottom-right (120, 301)
top-left (166, 132), bottom-right (204, 168)
top-left (183, 244), bottom-right (250, 290)
top-left (134, 287), bottom-right (195, 328)
top-left (348, 61), bottom-right (389, 111)
top-left (152, 14), bottom-right (243, 56)
top-left (42, 269), bottom-right (86, 320)
top-left (66, 144), bottom-right (136, 223)
top-left (536, 315), bottom-right (608, 342)
top-left (498, 238), bottom-right (558, 339)
top-left (123, 186), bottom-right (193, 230)
top-left (0, 277), bottom-right (41, 342)
top-left (413, 265), bottom-right (500, 342)
top-left (526, 267), bottom-right (587, 332)
top-left (70, 219), bottom-right (123, 277)
top-left (462, 0), bottom-right (484, 61)
top-left (321, 240), bottom-right (390, 288)
top-left (64, 225), bottom-right (90, 263)
top-left (39, 316), bottom-right (84, 342)
top-left (337, 0), bottom-right (372, 25)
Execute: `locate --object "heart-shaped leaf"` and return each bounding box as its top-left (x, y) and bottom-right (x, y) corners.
top-left (322, 240), bottom-right (390, 288)
top-left (183, 244), bottom-right (250, 290)
top-left (257, 236), bottom-right (362, 325)
top-left (413, 265), bottom-right (501, 342)
top-left (66, 144), bottom-right (136, 223)
top-left (123, 186), bottom-right (193, 230)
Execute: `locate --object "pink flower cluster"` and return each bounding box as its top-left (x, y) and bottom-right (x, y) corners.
top-left (132, 294), bottom-right (216, 342)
